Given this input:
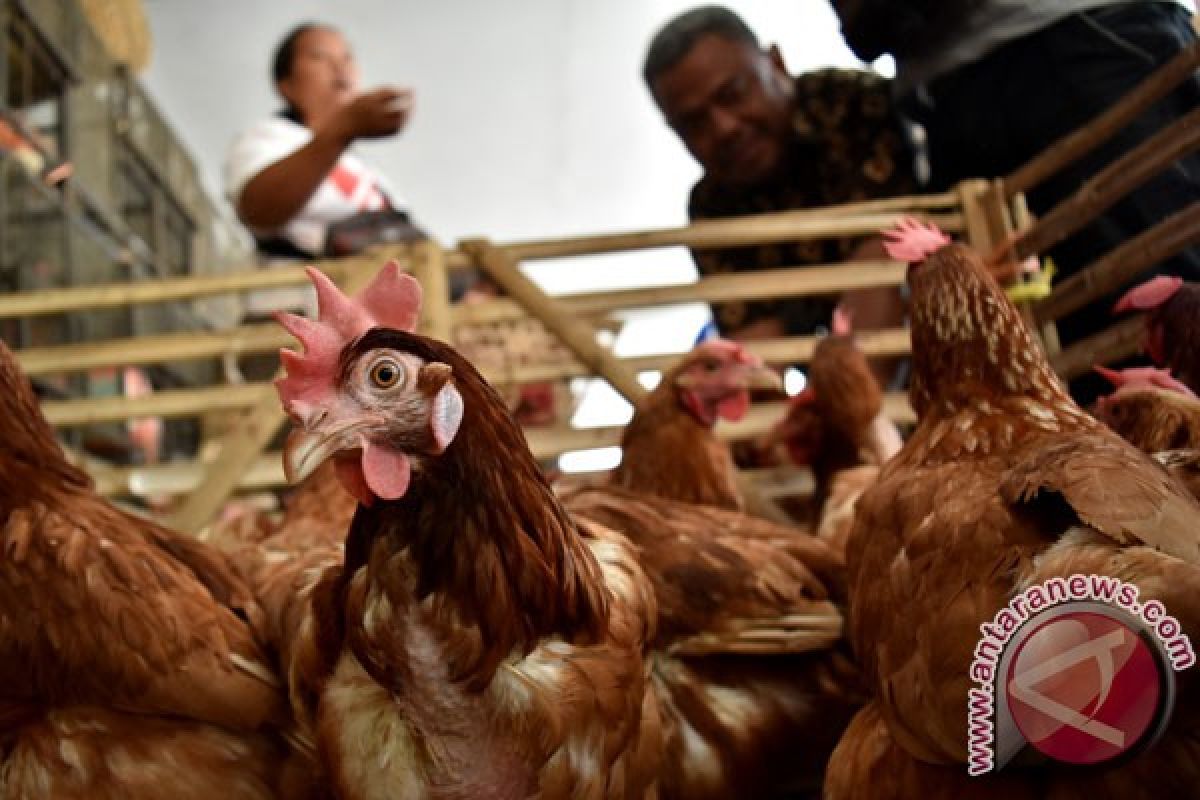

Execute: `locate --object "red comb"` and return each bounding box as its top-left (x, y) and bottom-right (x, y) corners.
top-left (1113, 275), bottom-right (1183, 313)
top-left (832, 307), bottom-right (853, 336)
top-left (274, 260), bottom-right (423, 418)
top-left (695, 338), bottom-right (760, 366)
top-left (1093, 364), bottom-right (1196, 398)
top-left (882, 217), bottom-right (951, 263)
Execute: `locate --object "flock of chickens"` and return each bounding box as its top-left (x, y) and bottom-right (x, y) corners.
top-left (1, 221), bottom-right (1198, 799)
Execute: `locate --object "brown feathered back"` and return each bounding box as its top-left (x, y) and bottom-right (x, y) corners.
top-left (0, 339), bottom-right (91, 509)
top-left (907, 243), bottom-right (1070, 418)
top-left (808, 335), bottom-right (882, 447)
top-left (0, 341), bottom-right (284, 736)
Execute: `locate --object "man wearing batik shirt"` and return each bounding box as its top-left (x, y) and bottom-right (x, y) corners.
top-left (644, 6), bottom-right (917, 344)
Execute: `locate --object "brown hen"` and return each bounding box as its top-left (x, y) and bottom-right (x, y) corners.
top-left (1114, 276), bottom-right (1200, 394)
top-left (826, 220), bottom-right (1200, 798)
top-left (1094, 365), bottom-right (1200, 453)
top-left (0, 339), bottom-right (288, 799)
top-left (611, 338), bottom-right (782, 513)
top-left (769, 316), bottom-right (901, 551)
top-left (273, 264), bottom-right (852, 799)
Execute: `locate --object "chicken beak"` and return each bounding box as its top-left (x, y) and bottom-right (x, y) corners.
top-left (743, 364), bottom-right (784, 392)
top-left (282, 426), bottom-right (345, 485)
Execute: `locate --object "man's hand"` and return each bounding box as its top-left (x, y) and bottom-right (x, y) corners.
top-left (325, 87), bottom-right (413, 144)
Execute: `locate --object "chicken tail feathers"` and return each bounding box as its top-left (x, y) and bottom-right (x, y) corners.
top-left (667, 608), bottom-right (844, 657)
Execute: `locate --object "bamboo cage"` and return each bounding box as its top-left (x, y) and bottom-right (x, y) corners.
top-left (8, 193), bottom-right (978, 533)
top-left (12, 42), bottom-right (1196, 534)
top-left (1007, 42), bottom-right (1200, 377)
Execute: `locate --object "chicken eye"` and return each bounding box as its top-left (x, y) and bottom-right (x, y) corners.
top-left (369, 359), bottom-right (403, 389)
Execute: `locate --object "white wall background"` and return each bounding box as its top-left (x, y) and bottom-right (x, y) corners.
top-left (141, 0), bottom-right (872, 465)
top-left (142, 0), bottom-right (867, 285)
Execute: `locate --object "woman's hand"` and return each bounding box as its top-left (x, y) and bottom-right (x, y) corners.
top-left (324, 87), bottom-right (413, 143)
top-left (237, 87), bottom-right (413, 230)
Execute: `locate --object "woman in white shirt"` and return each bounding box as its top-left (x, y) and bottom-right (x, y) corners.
top-left (224, 22), bottom-right (413, 315)
top-left (227, 22), bottom-right (410, 253)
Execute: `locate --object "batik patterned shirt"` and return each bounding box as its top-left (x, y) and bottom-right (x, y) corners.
top-left (688, 69), bottom-right (916, 337)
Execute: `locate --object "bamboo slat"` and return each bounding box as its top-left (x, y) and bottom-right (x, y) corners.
top-left (452, 259), bottom-right (906, 327)
top-left (1036, 201), bottom-right (1200, 323)
top-left (1049, 316), bottom-right (1145, 380)
top-left (17, 322), bottom-right (291, 377)
top-left (0, 263), bottom-right (342, 319)
top-left (503, 210), bottom-right (963, 262)
top-left (410, 240), bottom-right (453, 340)
top-left (1006, 42), bottom-right (1200, 197)
top-left (0, 205), bottom-right (946, 320)
top-left (463, 239), bottom-right (648, 405)
top-left (93, 453), bottom-right (286, 498)
top-left (0, 244), bottom-right (420, 319)
top-left (958, 180), bottom-right (996, 254)
top-left (44, 383), bottom-right (269, 427)
top-left (1008, 107), bottom-right (1200, 261)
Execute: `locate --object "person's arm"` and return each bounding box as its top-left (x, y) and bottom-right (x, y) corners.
top-left (236, 87), bottom-right (412, 230)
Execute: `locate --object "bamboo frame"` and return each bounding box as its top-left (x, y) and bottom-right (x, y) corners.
top-left (14, 192), bottom-right (957, 526)
top-left (1006, 106), bottom-right (1200, 262)
top-left (1049, 316), bottom-right (1144, 381)
top-left (410, 239), bottom-right (452, 340)
top-left (1006, 42), bottom-right (1200, 197)
top-left (1035, 201), bottom-right (1200, 324)
top-left (505, 210), bottom-right (963, 262)
top-left (15, 261), bottom-right (906, 377)
top-left (452, 259), bottom-right (905, 326)
top-left (17, 322), bottom-right (290, 377)
top-left (463, 239), bottom-right (648, 405)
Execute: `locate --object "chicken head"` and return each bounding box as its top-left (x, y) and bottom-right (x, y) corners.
top-left (671, 339), bottom-right (781, 426)
top-left (276, 263), bottom-right (464, 506)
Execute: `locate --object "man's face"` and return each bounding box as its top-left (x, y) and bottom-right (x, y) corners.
top-left (652, 34), bottom-right (794, 187)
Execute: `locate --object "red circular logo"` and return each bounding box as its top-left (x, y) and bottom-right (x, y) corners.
top-left (1005, 612), bottom-right (1164, 765)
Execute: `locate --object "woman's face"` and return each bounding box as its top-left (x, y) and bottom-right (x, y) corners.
top-left (277, 27), bottom-right (359, 127)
